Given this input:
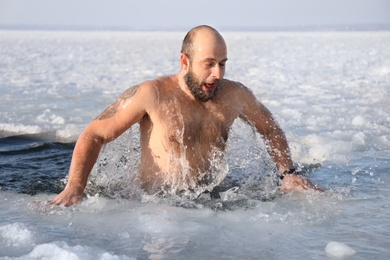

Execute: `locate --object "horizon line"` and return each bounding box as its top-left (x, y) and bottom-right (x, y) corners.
top-left (1, 23), bottom-right (390, 32)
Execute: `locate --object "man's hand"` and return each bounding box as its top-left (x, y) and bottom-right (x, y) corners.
top-left (49, 186), bottom-right (84, 207)
top-left (280, 174), bottom-right (324, 192)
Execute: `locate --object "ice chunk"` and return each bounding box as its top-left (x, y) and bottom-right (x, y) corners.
top-left (25, 241), bottom-right (135, 260)
top-left (0, 222), bottom-right (34, 246)
top-left (351, 115), bottom-right (365, 126)
top-left (325, 241), bottom-right (356, 258)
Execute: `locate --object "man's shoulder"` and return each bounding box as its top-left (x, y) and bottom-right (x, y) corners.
top-left (138, 75), bottom-right (177, 92)
top-left (220, 79), bottom-right (253, 96)
top-left (217, 79), bottom-right (260, 110)
top-left (131, 75), bottom-right (174, 95)
top-left (148, 75), bottom-right (177, 86)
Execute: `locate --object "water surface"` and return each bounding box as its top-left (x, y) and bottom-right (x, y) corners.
top-left (0, 30), bottom-right (389, 259)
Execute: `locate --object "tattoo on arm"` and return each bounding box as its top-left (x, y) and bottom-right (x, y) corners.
top-left (96, 85), bottom-right (139, 120)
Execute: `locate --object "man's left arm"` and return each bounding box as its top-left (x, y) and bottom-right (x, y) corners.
top-left (237, 85), bottom-right (323, 191)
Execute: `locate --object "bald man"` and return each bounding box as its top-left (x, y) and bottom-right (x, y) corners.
top-left (50, 25), bottom-right (321, 207)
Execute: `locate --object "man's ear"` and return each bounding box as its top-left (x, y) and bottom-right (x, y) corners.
top-left (180, 53), bottom-right (190, 71)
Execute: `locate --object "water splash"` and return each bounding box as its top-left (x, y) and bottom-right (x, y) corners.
top-left (84, 127), bottom-right (141, 200)
top-left (83, 120), bottom-right (283, 210)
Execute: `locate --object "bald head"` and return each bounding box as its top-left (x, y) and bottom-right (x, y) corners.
top-left (181, 25), bottom-right (226, 58)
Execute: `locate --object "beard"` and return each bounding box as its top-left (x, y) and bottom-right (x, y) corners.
top-left (184, 69), bottom-right (220, 102)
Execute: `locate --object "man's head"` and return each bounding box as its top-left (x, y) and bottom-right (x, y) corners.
top-left (180, 25), bottom-right (228, 102)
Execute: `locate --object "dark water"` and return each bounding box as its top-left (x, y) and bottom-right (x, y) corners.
top-left (0, 134), bottom-right (74, 195)
top-left (0, 131), bottom-right (282, 211)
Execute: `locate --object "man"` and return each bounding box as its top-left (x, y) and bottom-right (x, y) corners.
top-left (50, 25), bottom-right (321, 207)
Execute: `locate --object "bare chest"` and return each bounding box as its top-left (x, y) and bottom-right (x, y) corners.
top-left (154, 97), bottom-right (238, 146)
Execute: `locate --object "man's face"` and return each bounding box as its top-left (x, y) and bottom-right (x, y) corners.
top-left (183, 38), bottom-right (227, 102)
top-left (184, 63), bottom-right (221, 102)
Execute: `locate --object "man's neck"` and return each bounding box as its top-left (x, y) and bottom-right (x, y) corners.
top-left (176, 71), bottom-right (197, 101)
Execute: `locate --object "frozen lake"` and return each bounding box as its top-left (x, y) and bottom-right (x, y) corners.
top-left (0, 30), bottom-right (389, 259)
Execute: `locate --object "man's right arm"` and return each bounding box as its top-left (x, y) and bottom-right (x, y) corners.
top-left (49, 84), bottom-right (150, 206)
top-left (49, 126), bottom-right (104, 206)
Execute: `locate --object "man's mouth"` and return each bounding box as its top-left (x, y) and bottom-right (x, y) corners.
top-left (203, 82), bottom-right (217, 92)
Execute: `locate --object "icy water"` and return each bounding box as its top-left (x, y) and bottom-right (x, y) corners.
top-left (0, 30), bottom-right (389, 259)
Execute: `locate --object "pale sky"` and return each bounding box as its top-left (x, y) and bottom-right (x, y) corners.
top-left (0, 0), bottom-right (389, 30)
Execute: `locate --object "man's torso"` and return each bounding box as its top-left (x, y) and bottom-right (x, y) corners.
top-left (137, 76), bottom-right (243, 191)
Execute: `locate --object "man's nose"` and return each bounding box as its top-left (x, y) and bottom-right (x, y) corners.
top-left (211, 65), bottom-right (223, 79)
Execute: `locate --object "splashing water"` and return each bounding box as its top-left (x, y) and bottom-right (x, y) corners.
top-left (80, 118), bottom-right (281, 210)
